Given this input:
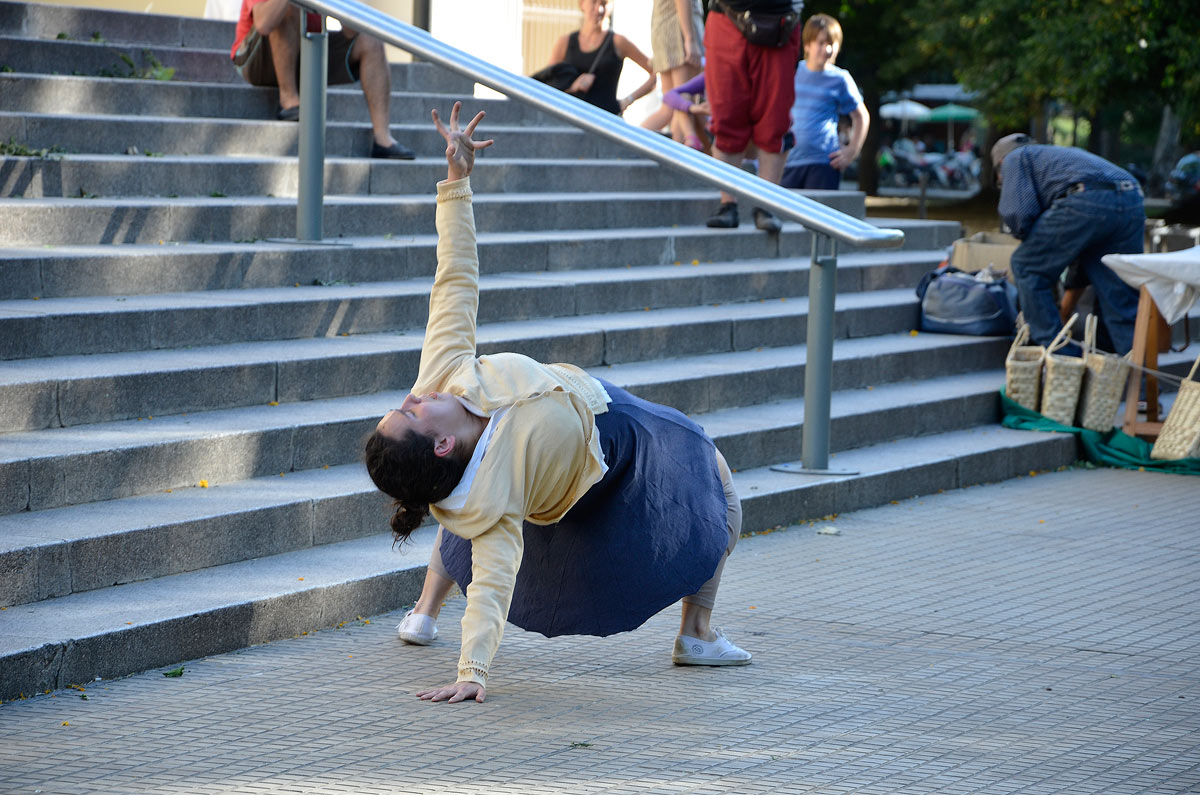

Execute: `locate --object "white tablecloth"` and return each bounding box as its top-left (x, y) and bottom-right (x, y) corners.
top-left (1103, 246), bottom-right (1200, 325)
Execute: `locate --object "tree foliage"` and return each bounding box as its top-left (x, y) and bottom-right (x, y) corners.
top-left (787, 0), bottom-right (1199, 192)
top-left (905, 0), bottom-right (1200, 140)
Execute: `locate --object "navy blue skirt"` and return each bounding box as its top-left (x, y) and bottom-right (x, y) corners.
top-left (438, 380), bottom-right (729, 638)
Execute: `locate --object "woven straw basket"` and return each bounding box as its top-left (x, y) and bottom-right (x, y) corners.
top-left (1150, 353), bottom-right (1200, 460)
top-left (1005, 324), bottom-right (1044, 411)
top-left (1040, 313), bottom-right (1085, 425)
top-left (1076, 313), bottom-right (1132, 431)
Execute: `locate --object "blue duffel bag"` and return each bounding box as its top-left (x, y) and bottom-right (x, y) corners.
top-left (915, 265), bottom-right (1019, 336)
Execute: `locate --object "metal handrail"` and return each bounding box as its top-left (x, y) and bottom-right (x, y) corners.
top-left (296, 0), bottom-right (904, 249)
top-left (293, 0), bottom-right (899, 472)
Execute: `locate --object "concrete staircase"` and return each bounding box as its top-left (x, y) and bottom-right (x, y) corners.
top-left (0, 0), bottom-right (1090, 701)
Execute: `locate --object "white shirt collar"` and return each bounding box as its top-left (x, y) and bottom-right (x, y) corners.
top-left (433, 405), bottom-right (510, 512)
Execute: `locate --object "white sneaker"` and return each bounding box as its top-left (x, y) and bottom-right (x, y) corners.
top-left (672, 627), bottom-right (752, 666)
top-left (396, 610), bottom-right (438, 645)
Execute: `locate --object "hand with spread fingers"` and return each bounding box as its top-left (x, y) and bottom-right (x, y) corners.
top-left (432, 101), bottom-right (494, 182)
top-left (416, 681), bottom-right (486, 704)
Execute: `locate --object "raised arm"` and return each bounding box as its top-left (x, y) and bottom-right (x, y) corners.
top-left (412, 104), bottom-right (495, 394)
top-left (615, 34), bottom-right (658, 114)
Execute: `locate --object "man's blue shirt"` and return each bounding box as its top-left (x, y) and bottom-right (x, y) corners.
top-left (998, 145), bottom-right (1136, 239)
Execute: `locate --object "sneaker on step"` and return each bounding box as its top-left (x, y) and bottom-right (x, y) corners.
top-left (706, 202), bottom-right (739, 229)
top-left (753, 208), bottom-right (782, 234)
top-left (396, 610), bottom-right (438, 645)
top-left (672, 627), bottom-right (752, 666)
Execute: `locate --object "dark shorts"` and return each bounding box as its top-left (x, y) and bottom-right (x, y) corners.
top-left (234, 26), bottom-right (358, 88)
top-left (703, 11), bottom-right (801, 154)
top-left (781, 162), bottom-right (842, 190)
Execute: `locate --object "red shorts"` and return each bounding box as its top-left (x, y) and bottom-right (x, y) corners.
top-left (703, 11), bottom-right (801, 155)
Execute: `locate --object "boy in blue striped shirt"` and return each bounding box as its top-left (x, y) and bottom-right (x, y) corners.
top-left (781, 14), bottom-right (869, 190)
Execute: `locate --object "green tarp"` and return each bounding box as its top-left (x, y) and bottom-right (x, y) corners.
top-left (999, 388), bottom-right (1200, 476)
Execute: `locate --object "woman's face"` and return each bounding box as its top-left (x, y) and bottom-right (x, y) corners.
top-left (580, 0), bottom-right (608, 25)
top-left (377, 392), bottom-right (464, 444)
top-left (804, 29), bottom-right (839, 69)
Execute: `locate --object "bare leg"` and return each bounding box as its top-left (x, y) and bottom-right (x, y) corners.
top-left (412, 567), bottom-right (454, 620)
top-left (757, 149), bottom-right (786, 186)
top-left (411, 526), bottom-right (455, 619)
top-left (267, 8), bottom-right (301, 110)
top-left (666, 63), bottom-right (700, 142)
top-left (679, 448), bottom-right (740, 641)
top-left (344, 29), bottom-right (396, 147)
top-left (640, 70), bottom-right (678, 137)
top-left (640, 103), bottom-right (675, 134)
top-left (711, 145), bottom-right (745, 204)
top-left (679, 602), bottom-right (714, 641)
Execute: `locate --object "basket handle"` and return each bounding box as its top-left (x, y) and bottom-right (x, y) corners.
top-left (1047, 313), bottom-right (1079, 354)
top-left (1008, 323), bottom-right (1030, 358)
top-left (1187, 352), bottom-right (1200, 383)
top-left (1084, 313), bottom-right (1097, 351)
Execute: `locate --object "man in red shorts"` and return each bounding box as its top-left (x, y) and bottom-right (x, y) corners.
top-left (704, 0), bottom-right (803, 232)
top-left (231, 0), bottom-right (415, 159)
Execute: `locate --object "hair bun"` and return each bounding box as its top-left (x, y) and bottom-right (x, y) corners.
top-left (389, 500), bottom-right (428, 540)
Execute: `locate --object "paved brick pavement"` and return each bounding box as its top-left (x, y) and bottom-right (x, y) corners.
top-left (1, 467), bottom-right (1198, 794)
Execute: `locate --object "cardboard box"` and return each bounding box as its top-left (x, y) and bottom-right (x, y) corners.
top-left (950, 232), bottom-right (1019, 280)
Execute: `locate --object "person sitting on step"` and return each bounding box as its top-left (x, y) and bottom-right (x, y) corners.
top-left (230, 0), bottom-right (415, 159)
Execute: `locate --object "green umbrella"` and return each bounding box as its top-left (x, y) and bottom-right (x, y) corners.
top-left (925, 103), bottom-right (981, 152)
top-left (925, 103), bottom-right (981, 122)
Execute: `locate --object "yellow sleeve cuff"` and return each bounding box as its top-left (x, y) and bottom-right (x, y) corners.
top-left (437, 176), bottom-right (473, 203)
top-left (457, 662), bottom-right (489, 687)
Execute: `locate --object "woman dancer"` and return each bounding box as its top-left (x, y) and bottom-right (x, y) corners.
top-left (545, 0), bottom-right (656, 115)
top-left (364, 103), bottom-right (750, 704)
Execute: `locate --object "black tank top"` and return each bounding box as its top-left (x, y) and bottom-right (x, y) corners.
top-left (564, 31), bottom-right (623, 115)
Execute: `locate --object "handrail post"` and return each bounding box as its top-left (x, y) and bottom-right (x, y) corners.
top-left (297, 16), bottom-right (328, 242)
top-left (801, 233), bottom-right (838, 470)
top-left (771, 232), bottom-right (858, 477)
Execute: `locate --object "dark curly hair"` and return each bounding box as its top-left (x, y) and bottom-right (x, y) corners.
top-left (364, 428), bottom-right (468, 542)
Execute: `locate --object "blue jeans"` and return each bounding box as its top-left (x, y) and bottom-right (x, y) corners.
top-left (1010, 187), bottom-right (1143, 354)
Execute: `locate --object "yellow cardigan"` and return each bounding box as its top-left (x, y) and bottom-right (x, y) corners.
top-left (418, 177), bottom-right (610, 686)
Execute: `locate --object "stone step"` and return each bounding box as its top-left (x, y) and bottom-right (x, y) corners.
top-left (0, 220), bottom-right (953, 301)
top-left (0, 153), bottom-right (708, 199)
top-left (0, 370), bottom-right (1007, 610)
top-left (0, 249), bottom-right (925, 360)
top-left (0, 271), bottom-right (948, 429)
top-left (732, 425), bottom-right (1077, 540)
top-left (0, 423), bottom-right (1078, 702)
top-left (0, 0), bottom-right (235, 51)
top-left (0, 188), bottom-right (867, 247)
top-left (0, 36), bottom-right (249, 84)
top-left (0, 330), bottom-right (1016, 516)
top-left (0, 72), bottom-right (538, 125)
top-left (0, 111), bottom-right (630, 160)
top-left (0, 34), bottom-right (477, 93)
top-left (0, 521), bottom-right (438, 703)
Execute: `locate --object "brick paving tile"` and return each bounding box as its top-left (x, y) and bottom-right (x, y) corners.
top-left (1, 468), bottom-right (1198, 793)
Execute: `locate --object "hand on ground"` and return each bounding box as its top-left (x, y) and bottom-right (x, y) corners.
top-left (416, 681), bottom-right (486, 703)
